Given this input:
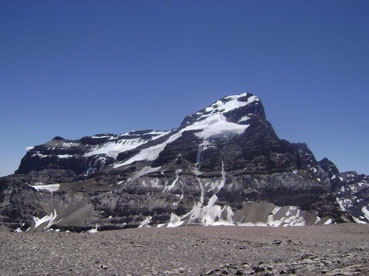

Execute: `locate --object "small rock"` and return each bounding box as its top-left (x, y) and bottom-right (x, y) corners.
top-left (242, 264), bottom-right (255, 274)
top-left (272, 240), bottom-right (282, 245)
top-left (204, 268), bottom-right (217, 275)
top-left (252, 264), bottom-right (265, 273)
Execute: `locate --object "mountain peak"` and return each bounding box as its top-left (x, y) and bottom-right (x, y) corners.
top-left (179, 92), bottom-right (264, 128)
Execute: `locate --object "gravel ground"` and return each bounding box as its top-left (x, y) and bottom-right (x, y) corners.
top-left (1, 224), bottom-right (369, 275)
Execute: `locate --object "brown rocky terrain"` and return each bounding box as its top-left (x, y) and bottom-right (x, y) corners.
top-left (1, 224), bottom-right (368, 275)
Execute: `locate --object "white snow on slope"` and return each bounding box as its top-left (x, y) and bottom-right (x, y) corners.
top-left (85, 138), bottom-right (147, 159)
top-left (87, 225), bottom-right (99, 233)
top-left (31, 152), bottom-right (48, 158)
top-left (57, 154), bottom-right (73, 159)
top-left (33, 209), bottom-right (59, 230)
top-left (138, 216), bottom-right (152, 228)
top-left (85, 131), bottom-right (170, 159)
top-left (115, 94), bottom-right (254, 167)
top-left (167, 213), bottom-right (184, 227)
top-left (352, 217), bottom-right (367, 224)
top-left (192, 196), bottom-right (234, 226)
top-left (336, 198), bottom-right (347, 211)
top-left (266, 206), bottom-right (305, 227)
top-left (132, 166), bottom-right (162, 179)
top-left (199, 93), bottom-right (258, 118)
top-left (362, 206), bottom-right (369, 220)
top-left (166, 202), bottom-right (310, 228)
top-left (85, 131), bottom-right (169, 161)
top-left (163, 169), bottom-right (182, 193)
top-left (170, 195), bottom-right (235, 227)
top-left (165, 162), bottom-right (234, 227)
top-left (28, 183), bottom-right (60, 193)
top-left (114, 130), bottom-right (184, 168)
top-left (187, 111), bottom-right (248, 141)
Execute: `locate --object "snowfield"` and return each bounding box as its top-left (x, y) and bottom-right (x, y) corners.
top-left (114, 93), bottom-right (253, 167)
top-left (28, 183), bottom-right (60, 193)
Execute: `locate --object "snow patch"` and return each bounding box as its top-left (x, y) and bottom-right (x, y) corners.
top-left (133, 166), bottom-right (161, 179)
top-left (85, 138), bottom-right (147, 159)
top-left (57, 154), bottom-right (73, 158)
top-left (87, 225), bottom-right (99, 233)
top-left (165, 163), bottom-right (233, 227)
top-left (267, 206), bottom-right (305, 227)
top-left (138, 216), bottom-right (152, 228)
top-left (167, 213), bottom-right (184, 228)
top-left (238, 115), bottom-right (251, 123)
top-left (201, 93), bottom-right (258, 117)
top-left (183, 103), bottom-right (249, 143)
top-left (237, 222), bottom-right (268, 227)
top-left (32, 152), bottom-right (48, 158)
top-left (336, 198), bottom-right (347, 211)
top-left (114, 131), bottom-right (183, 167)
top-left (62, 142), bottom-right (80, 148)
top-left (33, 209), bottom-right (59, 230)
top-left (352, 217), bottom-right (367, 224)
top-left (181, 196), bottom-right (234, 226)
top-left (86, 131), bottom-right (170, 159)
top-left (29, 183), bottom-right (60, 193)
top-left (361, 206), bottom-right (369, 221)
top-left (163, 169), bottom-right (182, 193)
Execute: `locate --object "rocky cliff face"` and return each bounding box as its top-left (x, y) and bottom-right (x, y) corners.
top-left (1, 92), bottom-right (367, 232)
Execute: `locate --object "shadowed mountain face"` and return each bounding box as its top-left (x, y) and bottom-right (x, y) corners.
top-left (1, 93), bottom-right (368, 232)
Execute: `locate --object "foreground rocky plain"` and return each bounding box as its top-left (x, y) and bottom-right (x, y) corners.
top-left (1, 224), bottom-right (368, 275)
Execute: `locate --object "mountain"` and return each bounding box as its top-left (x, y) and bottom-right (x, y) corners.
top-left (1, 92), bottom-right (368, 232)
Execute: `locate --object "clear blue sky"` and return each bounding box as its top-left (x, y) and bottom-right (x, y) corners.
top-left (1, 0), bottom-right (368, 176)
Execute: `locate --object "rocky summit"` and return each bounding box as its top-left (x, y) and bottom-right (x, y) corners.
top-left (1, 92), bottom-right (368, 232)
